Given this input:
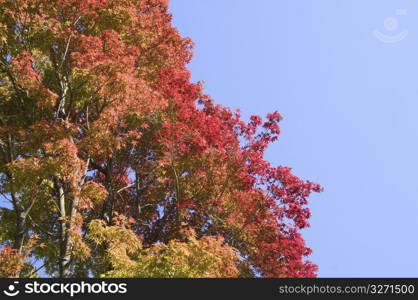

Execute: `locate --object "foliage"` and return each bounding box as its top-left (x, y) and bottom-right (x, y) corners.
top-left (0, 0), bottom-right (321, 278)
top-left (89, 220), bottom-right (239, 278)
top-left (0, 246), bottom-right (23, 277)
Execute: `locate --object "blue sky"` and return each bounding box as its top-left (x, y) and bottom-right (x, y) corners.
top-left (170, 0), bottom-right (418, 277)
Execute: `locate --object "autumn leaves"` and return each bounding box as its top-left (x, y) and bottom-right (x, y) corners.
top-left (0, 0), bottom-right (321, 278)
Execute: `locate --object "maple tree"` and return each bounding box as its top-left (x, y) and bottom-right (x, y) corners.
top-left (0, 0), bottom-right (322, 278)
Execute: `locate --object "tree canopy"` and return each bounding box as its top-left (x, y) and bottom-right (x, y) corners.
top-left (0, 0), bottom-right (322, 278)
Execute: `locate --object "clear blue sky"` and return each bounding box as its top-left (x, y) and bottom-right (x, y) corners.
top-left (170, 0), bottom-right (418, 277)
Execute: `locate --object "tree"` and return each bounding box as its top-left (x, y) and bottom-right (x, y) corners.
top-left (0, 0), bottom-right (322, 278)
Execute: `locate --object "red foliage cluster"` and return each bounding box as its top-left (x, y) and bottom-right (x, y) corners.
top-left (146, 65), bottom-right (323, 277)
